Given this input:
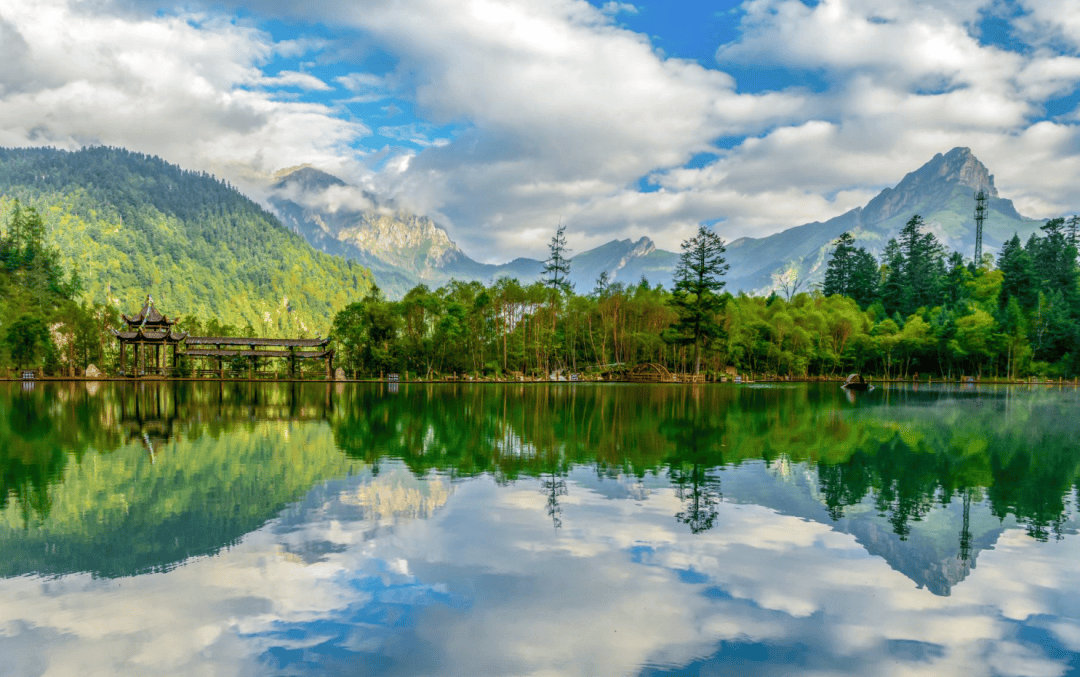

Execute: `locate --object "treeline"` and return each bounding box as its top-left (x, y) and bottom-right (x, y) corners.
top-left (333, 216), bottom-right (1080, 380)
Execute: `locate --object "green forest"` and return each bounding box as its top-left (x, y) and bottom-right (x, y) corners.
top-left (0, 147), bottom-right (371, 366)
top-left (331, 216), bottom-right (1080, 381)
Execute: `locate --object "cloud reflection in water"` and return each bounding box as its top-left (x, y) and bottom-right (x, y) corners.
top-left (2, 460), bottom-right (1078, 677)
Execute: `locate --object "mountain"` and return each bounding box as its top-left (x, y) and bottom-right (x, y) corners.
top-left (724, 147), bottom-right (1044, 293)
top-left (0, 147), bottom-right (372, 333)
top-left (269, 168), bottom-right (676, 296)
top-left (271, 148), bottom-right (1044, 297)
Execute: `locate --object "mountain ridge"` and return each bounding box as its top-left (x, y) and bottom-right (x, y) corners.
top-left (270, 147), bottom-right (1045, 297)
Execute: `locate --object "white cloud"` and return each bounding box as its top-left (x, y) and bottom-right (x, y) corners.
top-left (246, 0), bottom-right (1080, 260)
top-left (0, 0), bottom-right (369, 198)
top-left (255, 70), bottom-right (332, 91)
top-left (6, 0), bottom-right (1080, 263)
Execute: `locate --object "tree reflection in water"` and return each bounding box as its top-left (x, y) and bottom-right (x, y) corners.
top-left (2, 381), bottom-right (1080, 566)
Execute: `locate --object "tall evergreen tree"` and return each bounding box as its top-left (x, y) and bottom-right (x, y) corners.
top-left (880, 239), bottom-right (905, 317)
top-left (668, 225), bottom-right (729, 374)
top-left (896, 215), bottom-right (945, 314)
top-left (1067, 215), bottom-right (1080, 251)
top-left (542, 222), bottom-right (572, 295)
top-left (849, 248), bottom-right (881, 309)
top-left (1031, 218), bottom-right (1080, 316)
top-left (823, 232), bottom-right (856, 297)
top-left (998, 234), bottom-right (1037, 310)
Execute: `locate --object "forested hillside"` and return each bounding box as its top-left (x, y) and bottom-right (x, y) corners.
top-left (0, 147), bottom-right (371, 334)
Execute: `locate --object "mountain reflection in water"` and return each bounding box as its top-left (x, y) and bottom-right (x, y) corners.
top-left (0, 382), bottom-right (1078, 677)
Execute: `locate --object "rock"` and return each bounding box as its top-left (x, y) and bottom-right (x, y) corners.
top-left (335, 367), bottom-right (346, 381)
top-left (84, 364), bottom-right (103, 378)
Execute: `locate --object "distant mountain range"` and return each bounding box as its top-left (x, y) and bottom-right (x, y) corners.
top-left (270, 167), bottom-right (678, 297)
top-left (0, 145), bottom-right (1048, 326)
top-left (271, 147), bottom-right (1045, 297)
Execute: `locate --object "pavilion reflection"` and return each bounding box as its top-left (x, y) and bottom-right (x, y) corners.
top-left (115, 380), bottom-right (341, 454)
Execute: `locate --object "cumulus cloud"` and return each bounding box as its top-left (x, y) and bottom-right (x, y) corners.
top-left (5, 0), bottom-right (1080, 261)
top-left (0, 0), bottom-right (369, 198)
top-left (232, 0), bottom-right (1080, 260)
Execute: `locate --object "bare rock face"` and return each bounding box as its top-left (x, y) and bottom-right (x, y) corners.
top-left (337, 211), bottom-right (463, 271)
top-left (84, 364), bottom-right (102, 378)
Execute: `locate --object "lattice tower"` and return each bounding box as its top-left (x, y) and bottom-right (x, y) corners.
top-left (974, 189), bottom-right (988, 266)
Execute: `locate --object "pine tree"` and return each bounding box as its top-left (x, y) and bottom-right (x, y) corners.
top-left (998, 234), bottom-right (1037, 310)
top-left (849, 248), bottom-right (880, 309)
top-left (543, 222), bottom-right (572, 295)
top-left (880, 239), bottom-right (905, 317)
top-left (896, 215), bottom-right (945, 314)
top-left (1032, 218), bottom-right (1080, 316)
top-left (668, 225), bottom-right (729, 374)
top-left (823, 232), bottom-right (856, 297)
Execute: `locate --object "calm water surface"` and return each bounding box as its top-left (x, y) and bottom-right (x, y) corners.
top-left (1, 381), bottom-right (1079, 676)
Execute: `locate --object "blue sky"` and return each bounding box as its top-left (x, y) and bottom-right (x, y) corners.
top-left (2, 0), bottom-right (1080, 260)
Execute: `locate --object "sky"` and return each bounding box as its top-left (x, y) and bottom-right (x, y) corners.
top-left (2, 0), bottom-right (1080, 262)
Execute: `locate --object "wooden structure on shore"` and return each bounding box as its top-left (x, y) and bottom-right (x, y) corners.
top-left (112, 297), bottom-right (334, 379)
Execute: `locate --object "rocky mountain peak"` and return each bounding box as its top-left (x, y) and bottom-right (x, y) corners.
top-left (272, 165), bottom-right (346, 192)
top-left (859, 147), bottom-right (999, 225)
top-left (630, 236), bottom-right (656, 257)
top-left (898, 147), bottom-right (998, 197)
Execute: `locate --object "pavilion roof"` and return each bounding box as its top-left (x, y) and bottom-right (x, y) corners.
top-left (123, 296), bottom-right (175, 327)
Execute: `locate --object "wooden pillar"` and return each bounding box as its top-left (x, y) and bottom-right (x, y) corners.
top-left (120, 340), bottom-right (126, 375)
top-left (289, 346), bottom-right (296, 380)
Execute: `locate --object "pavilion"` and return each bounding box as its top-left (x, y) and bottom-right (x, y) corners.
top-left (112, 296), bottom-right (187, 377)
top-left (112, 297), bottom-right (335, 379)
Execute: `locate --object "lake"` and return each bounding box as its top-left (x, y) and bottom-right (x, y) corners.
top-left (1, 381), bottom-right (1078, 676)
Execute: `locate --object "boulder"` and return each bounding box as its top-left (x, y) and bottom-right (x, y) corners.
top-left (84, 364), bottom-right (103, 379)
top-left (335, 367), bottom-right (346, 381)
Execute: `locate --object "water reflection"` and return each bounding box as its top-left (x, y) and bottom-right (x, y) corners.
top-left (1, 382), bottom-right (1079, 676)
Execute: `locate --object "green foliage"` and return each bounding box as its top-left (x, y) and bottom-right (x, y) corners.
top-left (668, 226), bottom-right (729, 374)
top-left (542, 222), bottom-right (572, 295)
top-left (0, 146), bottom-right (372, 341)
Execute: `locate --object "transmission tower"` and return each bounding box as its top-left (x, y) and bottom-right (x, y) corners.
top-left (973, 189), bottom-right (988, 267)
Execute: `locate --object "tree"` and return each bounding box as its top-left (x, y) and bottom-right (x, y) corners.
top-left (897, 214), bottom-right (945, 314)
top-left (542, 222), bottom-right (572, 295)
top-left (1031, 218), bottom-right (1079, 315)
top-left (1067, 215), bottom-right (1080, 252)
top-left (998, 234), bottom-right (1037, 310)
top-left (823, 232), bottom-right (857, 297)
top-left (880, 239), bottom-right (905, 317)
top-left (4, 314), bottom-right (50, 370)
top-left (774, 264), bottom-right (804, 301)
top-left (849, 248), bottom-right (880, 309)
top-left (668, 226), bottom-right (729, 374)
